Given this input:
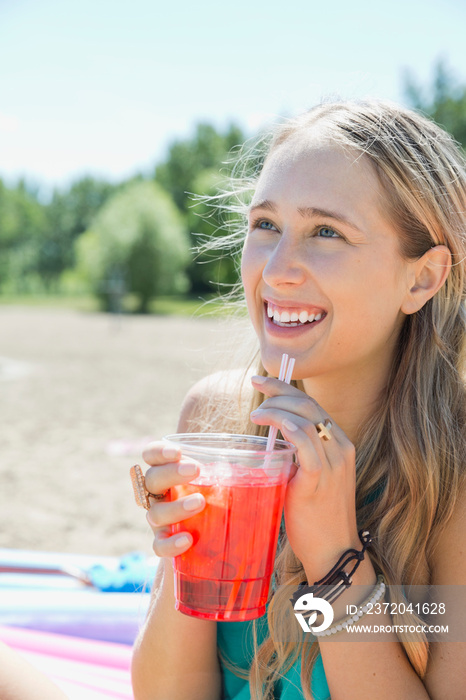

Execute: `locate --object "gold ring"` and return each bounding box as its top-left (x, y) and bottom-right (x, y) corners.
top-left (130, 464), bottom-right (168, 509)
top-left (316, 419), bottom-right (333, 441)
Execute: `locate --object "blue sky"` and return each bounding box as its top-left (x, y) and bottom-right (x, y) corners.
top-left (0, 0), bottom-right (465, 195)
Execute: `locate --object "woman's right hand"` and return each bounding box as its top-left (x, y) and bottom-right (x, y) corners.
top-left (142, 441), bottom-right (206, 558)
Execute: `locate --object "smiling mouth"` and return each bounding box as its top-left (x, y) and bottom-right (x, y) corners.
top-left (265, 302), bottom-right (326, 327)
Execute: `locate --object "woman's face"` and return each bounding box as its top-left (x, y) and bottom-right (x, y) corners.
top-left (241, 137), bottom-right (414, 385)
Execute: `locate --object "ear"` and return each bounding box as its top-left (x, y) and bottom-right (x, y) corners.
top-left (401, 245), bottom-right (452, 315)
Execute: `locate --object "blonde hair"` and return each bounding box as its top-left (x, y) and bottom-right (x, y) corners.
top-left (197, 99), bottom-right (466, 698)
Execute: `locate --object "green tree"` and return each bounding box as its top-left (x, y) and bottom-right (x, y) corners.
top-left (403, 59), bottom-right (466, 148)
top-left (76, 181), bottom-right (190, 312)
top-left (0, 179), bottom-right (47, 291)
top-left (40, 177), bottom-right (117, 289)
top-left (154, 122), bottom-right (247, 294)
top-left (155, 122), bottom-right (246, 213)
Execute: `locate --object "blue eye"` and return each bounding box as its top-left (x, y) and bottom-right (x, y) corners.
top-left (317, 226), bottom-right (340, 238)
top-left (257, 220), bottom-right (277, 231)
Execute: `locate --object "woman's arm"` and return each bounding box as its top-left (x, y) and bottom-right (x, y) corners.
top-left (318, 485), bottom-right (466, 700)
top-left (316, 558), bottom-right (432, 700)
top-left (132, 558), bottom-right (221, 700)
top-left (0, 641), bottom-right (68, 700)
top-left (249, 375), bottom-right (462, 700)
top-left (131, 379), bottom-right (223, 700)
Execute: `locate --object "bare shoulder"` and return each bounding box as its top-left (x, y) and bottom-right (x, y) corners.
top-left (177, 368), bottom-right (255, 432)
top-left (429, 480), bottom-right (466, 585)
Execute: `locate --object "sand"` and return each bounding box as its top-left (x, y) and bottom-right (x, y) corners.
top-left (0, 306), bottom-right (248, 557)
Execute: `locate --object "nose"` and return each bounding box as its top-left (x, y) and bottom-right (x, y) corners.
top-left (262, 237), bottom-right (307, 288)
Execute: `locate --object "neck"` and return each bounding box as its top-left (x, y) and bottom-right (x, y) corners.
top-left (301, 362), bottom-right (392, 444)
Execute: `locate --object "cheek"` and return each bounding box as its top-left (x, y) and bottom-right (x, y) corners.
top-left (337, 268), bottom-right (407, 339)
top-left (241, 245), bottom-right (266, 332)
top-left (240, 243), bottom-right (262, 295)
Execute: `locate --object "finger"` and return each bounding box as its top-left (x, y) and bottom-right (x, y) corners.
top-left (250, 406), bottom-right (327, 471)
top-left (250, 407), bottom-right (339, 472)
top-left (315, 427), bottom-right (356, 474)
top-left (251, 375), bottom-right (307, 398)
top-left (144, 458), bottom-right (200, 495)
top-left (146, 491), bottom-right (206, 529)
top-left (279, 421), bottom-right (326, 495)
top-left (251, 399), bottom-right (347, 445)
top-left (142, 440), bottom-right (182, 466)
top-left (288, 461), bottom-right (298, 481)
top-left (280, 412), bottom-right (354, 475)
top-left (251, 378), bottom-right (346, 440)
top-left (256, 394), bottom-right (318, 415)
top-left (151, 526), bottom-right (194, 557)
top-left (280, 419), bottom-right (353, 501)
top-left (253, 394), bottom-right (327, 425)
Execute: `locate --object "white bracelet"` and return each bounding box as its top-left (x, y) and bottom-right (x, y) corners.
top-left (313, 575), bottom-right (386, 637)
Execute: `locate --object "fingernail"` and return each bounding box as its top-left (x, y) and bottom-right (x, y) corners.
top-left (178, 462), bottom-right (197, 476)
top-left (162, 445), bottom-right (180, 460)
top-left (251, 375), bottom-right (267, 384)
top-left (174, 535), bottom-right (190, 548)
top-left (282, 419), bottom-right (299, 432)
top-left (250, 409), bottom-right (263, 416)
top-left (183, 494), bottom-right (204, 511)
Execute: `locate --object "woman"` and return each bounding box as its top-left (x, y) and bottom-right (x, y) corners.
top-left (131, 100), bottom-right (466, 699)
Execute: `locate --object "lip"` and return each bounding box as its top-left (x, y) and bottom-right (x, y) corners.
top-left (263, 297), bottom-right (327, 315)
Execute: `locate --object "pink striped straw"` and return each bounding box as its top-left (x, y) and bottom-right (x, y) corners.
top-left (265, 354), bottom-right (295, 452)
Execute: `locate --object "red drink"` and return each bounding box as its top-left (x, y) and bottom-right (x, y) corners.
top-left (170, 458), bottom-right (292, 621)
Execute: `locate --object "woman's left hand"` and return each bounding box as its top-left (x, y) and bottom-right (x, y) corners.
top-left (250, 376), bottom-right (360, 582)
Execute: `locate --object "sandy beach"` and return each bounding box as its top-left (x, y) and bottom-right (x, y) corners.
top-left (0, 306), bottom-right (251, 557)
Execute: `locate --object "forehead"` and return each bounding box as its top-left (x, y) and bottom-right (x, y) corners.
top-left (254, 135), bottom-right (382, 206)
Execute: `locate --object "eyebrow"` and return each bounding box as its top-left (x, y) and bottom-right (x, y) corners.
top-left (248, 199), bottom-right (363, 234)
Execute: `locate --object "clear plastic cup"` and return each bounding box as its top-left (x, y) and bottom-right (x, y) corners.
top-left (164, 433), bottom-right (296, 622)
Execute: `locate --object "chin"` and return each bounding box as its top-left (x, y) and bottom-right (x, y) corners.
top-left (259, 348), bottom-right (291, 377)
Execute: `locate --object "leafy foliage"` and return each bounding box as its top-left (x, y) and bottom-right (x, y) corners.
top-left (403, 59), bottom-right (466, 148)
top-left (154, 122), bottom-right (246, 213)
top-left (76, 181), bottom-right (190, 312)
top-left (154, 122), bottom-right (248, 293)
top-left (0, 122), bottom-right (250, 303)
top-left (40, 178), bottom-right (118, 288)
top-left (0, 180), bottom-right (47, 291)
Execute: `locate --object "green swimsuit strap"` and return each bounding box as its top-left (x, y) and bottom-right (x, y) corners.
top-left (217, 618), bottom-right (330, 700)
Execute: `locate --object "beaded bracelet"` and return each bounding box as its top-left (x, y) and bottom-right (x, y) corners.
top-left (313, 574), bottom-right (386, 637)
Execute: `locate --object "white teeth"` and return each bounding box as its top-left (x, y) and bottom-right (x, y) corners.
top-left (298, 311), bottom-right (308, 324)
top-left (267, 302), bottom-right (324, 326)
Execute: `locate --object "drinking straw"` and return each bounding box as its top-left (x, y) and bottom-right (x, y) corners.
top-left (265, 353), bottom-right (288, 453)
top-left (265, 355), bottom-right (295, 452)
top-left (223, 353), bottom-right (295, 620)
